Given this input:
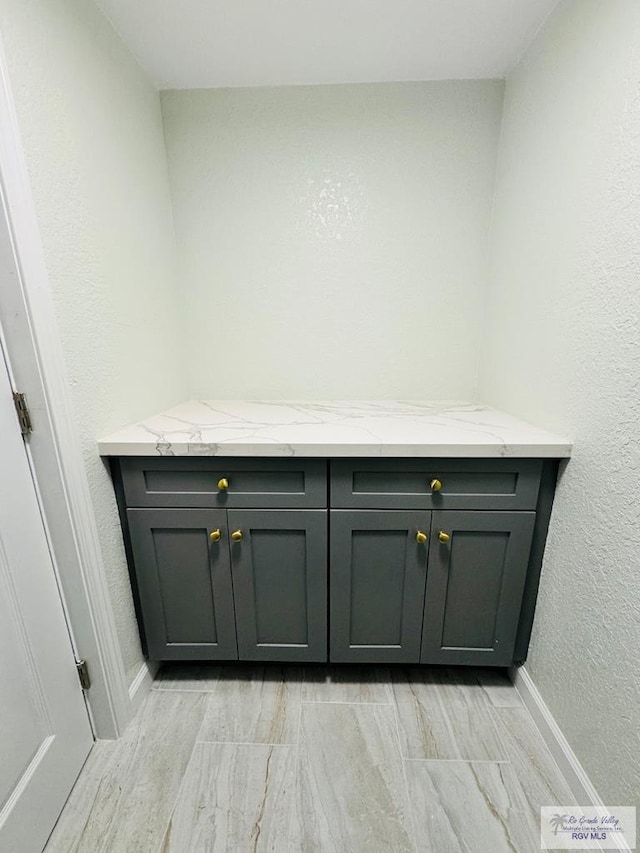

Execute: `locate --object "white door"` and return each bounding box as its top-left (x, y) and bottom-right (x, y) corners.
top-left (0, 346), bottom-right (94, 853)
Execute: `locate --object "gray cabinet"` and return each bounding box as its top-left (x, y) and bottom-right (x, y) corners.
top-left (421, 511), bottom-right (535, 666)
top-left (227, 509), bottom-right (327, 662)
top-left (127, 508), bottom-right (238, 660)
top-left (330, 508), bottom-right (535, 666)
top-left (330, 511), bottom-right (430, 663)
top-left (113, 456), bottom-right (556, 666)
top-left (126, 507), bottom-right (327, 662)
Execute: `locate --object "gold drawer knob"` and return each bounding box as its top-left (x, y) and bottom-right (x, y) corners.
top-left (231, 530), bottom-right (243, 542)
top-left (438, 530), bottom-right (451, 544)
top-left (217, 477), bottom-right (229, 491)
top-left (209, 528), bottom-right (221, 543)
top-left (430, 478), bottom-right (442, 492)
top-left (416, 530), bottom-right (428, 544)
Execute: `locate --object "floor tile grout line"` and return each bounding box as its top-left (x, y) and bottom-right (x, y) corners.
top-left (195, 739), bottom-right (298, 747)
top-left (151, 681), bottom-right (218, 693)
top-left (151, 686), bottom-right (220, 693)
top-left (300, 699), bottom-right (395, 706)
top-left (402, 757), bottom-right (514, 764)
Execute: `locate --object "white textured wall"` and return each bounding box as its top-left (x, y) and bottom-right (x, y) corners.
top-left (0, 0), bottom-right (185, 683)
top-left (161, 82), bottom-right (504, 399)
top-left (479, 0), bottom-right (640, 803)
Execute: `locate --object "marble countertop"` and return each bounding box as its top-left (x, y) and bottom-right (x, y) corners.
top-left (97, 400), bottom-right (572, 458)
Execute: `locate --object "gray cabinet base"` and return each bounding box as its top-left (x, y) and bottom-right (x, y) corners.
top-left (110, 457), bottom-right (556, 666)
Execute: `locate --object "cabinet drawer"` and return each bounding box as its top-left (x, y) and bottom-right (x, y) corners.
top-left (120, 458), bottom-right (327, 508)
top-left (330, 459), bottom-right (541, 510)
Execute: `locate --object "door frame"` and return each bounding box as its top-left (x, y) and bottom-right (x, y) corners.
top-left (0, 33), bottom-right (132, 737)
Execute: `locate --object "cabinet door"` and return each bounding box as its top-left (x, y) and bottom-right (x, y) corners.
top-left (127, 508), bottom-right (238, 660)
top-left (228, 509), bottom-right (327, 662)
top-left (421, 511), bottom-right (535, 666)
top-left (330, 510), bottom-right (430, 663)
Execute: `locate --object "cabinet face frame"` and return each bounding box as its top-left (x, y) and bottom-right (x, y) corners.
top-left (227, 509), bottom-right (328, 662)
top-left (329, 510), bottom-right (431, 663)
top-left (421, 510), bottom-right (536, 666)
top-left (126, 508), bottom-right (238, 660)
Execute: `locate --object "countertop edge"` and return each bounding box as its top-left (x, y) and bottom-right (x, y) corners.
top-left (97, 441), bottom-right (573, 459)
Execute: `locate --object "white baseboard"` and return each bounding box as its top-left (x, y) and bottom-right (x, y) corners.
top-left (128, 659), bottom-right (160, 717)
top-left (511, 666), bottom-right (631, 851)
top-left (511, 665), bottom-right (603, 805)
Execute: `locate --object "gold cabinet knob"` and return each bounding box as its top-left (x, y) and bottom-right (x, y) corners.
top-left (416, 530), bottom-right (428, 544)
top-left (231, 530), bottom-right (243, 542)
top-left (430, 478), bottom-right (442, 492)
top-left (438, 530), bottom-right (451, 544)
top-left (217, 477), bottom-right (229, 491)
top-left (209, 528), bottom-right (221, 543)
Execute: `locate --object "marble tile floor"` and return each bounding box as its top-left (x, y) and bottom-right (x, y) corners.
top-left (45, 664), bottom-right (577, 853)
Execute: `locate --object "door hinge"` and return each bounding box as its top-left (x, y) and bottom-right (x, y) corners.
top-left (12, 392), bottom-right (32, 436)
top-left (76, 659), bottom-right (91, 690)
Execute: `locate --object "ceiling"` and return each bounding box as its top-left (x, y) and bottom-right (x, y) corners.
top-left (95, 0), bottom-right (560, 90)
